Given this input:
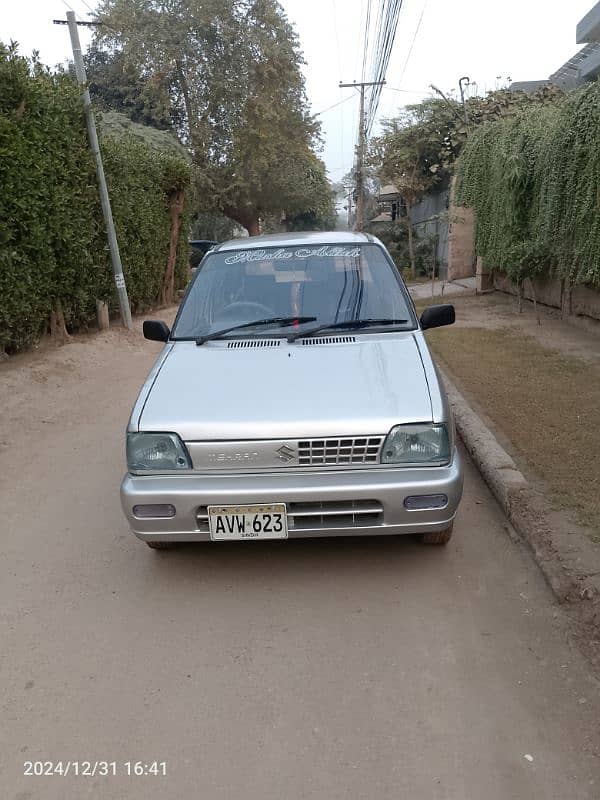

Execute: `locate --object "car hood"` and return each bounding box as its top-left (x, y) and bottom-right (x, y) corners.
top-left (138, 334), bottom-right (433, 440)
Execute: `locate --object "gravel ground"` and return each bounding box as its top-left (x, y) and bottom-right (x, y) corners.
top-left (1, 310), bottom-right (600, 799)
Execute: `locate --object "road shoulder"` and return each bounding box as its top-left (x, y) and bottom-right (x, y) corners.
top-left (439, 362), bottom-right (600, 671)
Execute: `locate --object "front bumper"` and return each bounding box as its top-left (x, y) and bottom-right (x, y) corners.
top-left (120, 451), bottom-right (463, 542)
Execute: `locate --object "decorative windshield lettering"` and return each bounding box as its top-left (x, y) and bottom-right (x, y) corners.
top-left (224, 246), bottom-right (361, 265)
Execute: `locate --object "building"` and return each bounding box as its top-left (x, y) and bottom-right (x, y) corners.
top-left (511, 2), bottom-right (600, 92)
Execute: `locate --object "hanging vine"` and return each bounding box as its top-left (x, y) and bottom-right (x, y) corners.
top-left (455, 82), bottom-right (600, 289)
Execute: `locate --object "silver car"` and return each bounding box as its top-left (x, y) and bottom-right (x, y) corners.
top-left (121, 232), bottom-right (463, 549)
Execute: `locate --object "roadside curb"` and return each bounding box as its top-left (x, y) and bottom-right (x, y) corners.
top-left (441, 368), bottom-right (580, 604)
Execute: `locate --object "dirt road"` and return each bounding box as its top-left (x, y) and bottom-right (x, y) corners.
top-left (1, 315), bottom-right (599, 799)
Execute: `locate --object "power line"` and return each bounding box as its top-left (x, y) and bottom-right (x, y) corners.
top-left (60, 0), bottom-right (89, 23)
top-left (397, 0), bottom-right (428, 88)
top-left (384, 85), bottom-right (430, 94)
top-left (78, 0), bottom-right (97, 15)
top-left (314, 94), bottom-right (355, 116)
top-left (367, 0), bottom-right (388, 117)
top-left (329, 0), bottom-right (345, 166)
top-left (361, 0), bottom-right (373, 83)
top-left (365, 0), bottom-right (405, 137)
top-left (354, 0), bottom-right (365, 81)
top-left (330, 0), bottom-right (343, 81)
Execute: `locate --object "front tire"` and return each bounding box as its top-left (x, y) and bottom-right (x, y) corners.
top-left (421, 523), bottom-right (453, 545)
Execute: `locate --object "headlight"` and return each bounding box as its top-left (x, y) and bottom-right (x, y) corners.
top-left (127, 432), bottom-right (192, 472)
top-left (381, 424), bottom-right (451, 465)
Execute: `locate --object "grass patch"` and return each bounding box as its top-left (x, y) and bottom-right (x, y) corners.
top-left (427, 326), bottom-right (600, 533)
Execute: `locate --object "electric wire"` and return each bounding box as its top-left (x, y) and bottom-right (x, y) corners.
top-left (330, 0), bottom-right (343, 81)
top-left (78, 0), bottom-right (97, 15)
top-left (354, 0), bottom-right (365, 81)
top-left (365, 0), bottom-right (405, 137)
top-left (397, 0), bottom-right (428, 89)
top-left (361, 0), bottom-right (372, 83)
top-left (330, 0), bottom-right (346, 174)
top-left (314, 94), bottom-right (355, 116)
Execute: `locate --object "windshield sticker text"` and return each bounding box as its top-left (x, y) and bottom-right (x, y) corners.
top-left (224, 246), bottom-right (361, 264)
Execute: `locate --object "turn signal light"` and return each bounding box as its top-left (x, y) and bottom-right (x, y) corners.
top-left (132, 504), bottom-right (176, 518)
top-left (404, 494), bottom-right (448, 511)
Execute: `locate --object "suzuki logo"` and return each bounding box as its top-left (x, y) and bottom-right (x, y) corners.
top-left (276, 444), bottom-right (296, 462)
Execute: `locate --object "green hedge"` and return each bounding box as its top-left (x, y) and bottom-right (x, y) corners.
top-left (0, 45), bottom-right (191, 353)
top-left (455, 82), bottom-right (600, 289)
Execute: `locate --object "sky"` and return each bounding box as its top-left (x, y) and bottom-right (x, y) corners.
top-left (3, 0), bottom-right (595, 182)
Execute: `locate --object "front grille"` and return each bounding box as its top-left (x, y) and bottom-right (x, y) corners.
top-left (287, 499), bottom-right (383, 529)
top-left (195, 499), bottom-right (383, 533)
top-left (298, 436), bottom-right (384, 466)
top-left (227, 339), bottom-right (280, 348)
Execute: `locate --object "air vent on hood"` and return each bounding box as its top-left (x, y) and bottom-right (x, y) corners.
top-left (301, 336), bottom-right (356, 345)
top-left (227, 339), bottom-right (281, 348)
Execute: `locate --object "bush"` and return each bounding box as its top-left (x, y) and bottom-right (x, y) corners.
top-left (367, 221), bottom-right (437, 277)
top-left (455, 83), bottom-right (600, 289)
top-left (0, 44), bottom-right (191, 353)
top-left (366, 222), bottom-right (408, 271)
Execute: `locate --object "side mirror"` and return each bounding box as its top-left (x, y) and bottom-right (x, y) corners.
top-left (420, 304), bottom-right (455, 331)
top-left (143, 320), bottom-right (171, 342)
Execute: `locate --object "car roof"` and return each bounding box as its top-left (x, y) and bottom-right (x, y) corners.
top-left (214, 231), bottom-right (375, 252)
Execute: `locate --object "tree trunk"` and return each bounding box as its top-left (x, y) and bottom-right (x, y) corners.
top-left (406, 203), bottom-right (416, 279)
top-left (223, 205), bottom-right (260, 236)
top-left (528, 277), bottom-right (541, 325)
top-left (246, 218), bottom-right (260, 236)
top-left (160, 189), bottom-right (185, 307)
top-left (561, 278), bottom-right (572, 319)
top-left (517, 279), bottom-right (523, 313)
top-left (430, 232), bottom-right (438, 297)
top-left (50, 298), bottom-right (70, 345)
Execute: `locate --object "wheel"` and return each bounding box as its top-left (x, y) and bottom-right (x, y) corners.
top-left (146, 541), bottom-right (177, 550)
top-left (421, 522), bottom-right (454, 545)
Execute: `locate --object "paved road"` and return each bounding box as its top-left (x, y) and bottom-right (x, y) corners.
top-left (1, 319), bottom-right (599, 799)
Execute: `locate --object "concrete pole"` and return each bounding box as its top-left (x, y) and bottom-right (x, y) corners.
top-left (344, 187), bottom-right (353, 230)
top-left (339, 80), bottom-right (386, 233)
top-left (459, 76), bottom-right (470, 127)
top-left (355, 84), bottom-right (366, 232)
top-left (66, 11), bottom-right (133, 329)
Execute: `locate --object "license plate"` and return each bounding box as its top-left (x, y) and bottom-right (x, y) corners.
top-left (208, 503), bottom-right (288, 541)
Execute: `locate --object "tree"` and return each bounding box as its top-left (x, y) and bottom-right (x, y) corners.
top-left (85, 43), bottom-right (172, 129)
top-left (93, 0), bottom-right (332, 234)
top-left (373, 86), bottom-right (565, 190)
top-left (371, 86), bottom-right (565, 277)
top-left (371, 111), bottom-right (440, 277)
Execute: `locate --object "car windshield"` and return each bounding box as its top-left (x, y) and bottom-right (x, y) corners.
top-left (172, 243), bottom-right (415, 339)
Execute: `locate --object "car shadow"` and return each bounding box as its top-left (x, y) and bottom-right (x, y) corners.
top-left (141, 533), bottom-right (450, 588)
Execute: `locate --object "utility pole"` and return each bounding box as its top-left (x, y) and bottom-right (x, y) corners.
top-left (343, 185), bottom-right (354, 230)
top-left (54, 13), bottom-right (133, 329)
top-left (458, 76), bottom-right (470, 126)
top-left (339, 80), bottom-right (385, 232)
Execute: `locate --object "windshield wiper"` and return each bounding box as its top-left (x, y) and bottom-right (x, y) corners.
top-left (195, 316), bottom-right (317, 346)
top-left (287, 318), bottom-right (409, 343)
